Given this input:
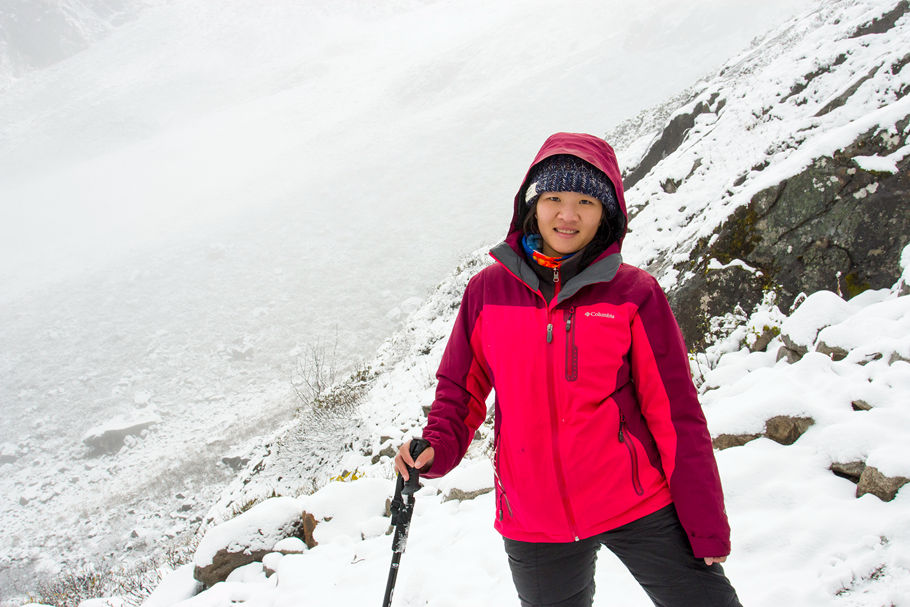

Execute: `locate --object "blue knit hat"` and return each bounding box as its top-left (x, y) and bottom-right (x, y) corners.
top-left (524, 155), bottom-right (618, 217)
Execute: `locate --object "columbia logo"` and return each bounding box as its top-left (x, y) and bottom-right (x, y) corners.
top-left (585, 311), bottom-right (615, 319)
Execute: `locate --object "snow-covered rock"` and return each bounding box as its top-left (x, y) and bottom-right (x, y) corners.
top-left (81, 413), bottom-right (161, 455)
top-left (192, 496), bottom-right (313, 588)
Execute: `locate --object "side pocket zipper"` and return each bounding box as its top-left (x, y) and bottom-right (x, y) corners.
top-left (492, 437), bottom-right (513, 520)
top-left (618, 411), bottom-right (645, 496)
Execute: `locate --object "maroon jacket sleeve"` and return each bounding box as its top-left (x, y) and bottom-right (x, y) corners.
top-left (422, 272), bottom-right (493, 478)
top-left (629, 275), bottom-right (731, 558)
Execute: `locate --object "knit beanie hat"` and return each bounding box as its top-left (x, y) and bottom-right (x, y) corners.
top-left (524, 154), bottom-right (618, 217)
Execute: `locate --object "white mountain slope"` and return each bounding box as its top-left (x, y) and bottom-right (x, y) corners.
top-left (0, 0), bottom-right (818, 598)
top-left (96, 1), bottom-right (909, 606)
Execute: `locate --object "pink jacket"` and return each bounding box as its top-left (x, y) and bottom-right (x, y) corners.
top-left (422, 133), bottom-right (731, 558)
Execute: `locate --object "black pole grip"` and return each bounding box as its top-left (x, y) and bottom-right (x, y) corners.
top-left (402, 438), bottom-right (430, 496)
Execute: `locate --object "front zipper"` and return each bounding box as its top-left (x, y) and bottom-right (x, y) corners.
top-left (565, 306), bottom-right (577, 381)
top-left (618, 411), bottom-right (645, 496)
top-left (546, 305), bottom-right (581, 541)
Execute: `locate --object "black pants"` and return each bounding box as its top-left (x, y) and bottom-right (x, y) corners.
top-left (503, 505), bottom-right (742, 607)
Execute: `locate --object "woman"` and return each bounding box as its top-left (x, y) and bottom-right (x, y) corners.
top-left (395, 132), bottom-right (741, 606)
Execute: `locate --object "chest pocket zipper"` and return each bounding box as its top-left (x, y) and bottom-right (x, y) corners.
top-left (565, 307), bottom-right (578, 381)
top-left (618, 411), bottom-right (645, 496)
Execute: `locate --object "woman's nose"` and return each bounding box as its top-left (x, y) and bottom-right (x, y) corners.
top-left (557, 204), bottom-right (579, 221)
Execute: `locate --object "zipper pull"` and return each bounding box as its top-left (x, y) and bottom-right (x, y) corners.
top-left (553, 267), bottom-right (560, 283)
top-left (566, 308), bottom-right (574, 331)
top-left (618, 411), bottom-right (625, 442)
top-left (547, 323), bottom-right (553, 343)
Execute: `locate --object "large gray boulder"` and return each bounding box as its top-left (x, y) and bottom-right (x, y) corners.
top-left (668, 123), bottom-right (910, 350)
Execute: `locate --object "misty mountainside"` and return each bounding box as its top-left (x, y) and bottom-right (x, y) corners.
top-left (0, 0), bottom-right (163, 89)
top-left (108, 1), bottom-right (910, 606)
top-left (3, 0), bottom-right (909, 605)
top-left (1, 0), bottom-right (821, 598)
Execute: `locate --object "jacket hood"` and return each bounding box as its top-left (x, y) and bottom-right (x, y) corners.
top-left (506, 132), bottom-right (629, 260)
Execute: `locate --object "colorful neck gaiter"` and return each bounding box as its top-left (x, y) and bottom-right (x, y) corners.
top-left (521, 233), bottom-right (575, 269)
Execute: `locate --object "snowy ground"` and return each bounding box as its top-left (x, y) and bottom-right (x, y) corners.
top-left (0, 0), bottom-right (822, 593)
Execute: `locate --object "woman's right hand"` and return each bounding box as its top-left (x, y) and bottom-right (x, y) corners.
top-left (394, 439), bottom-right (435, 481)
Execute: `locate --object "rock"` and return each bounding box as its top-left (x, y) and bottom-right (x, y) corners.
top-left (776, 346), bottom-right (804, 364)
top-left (273, 537), bottom-right (307, 554)
top-left (371, 444), bottom-right (396, 465)
top-left (849, 0), bottom-right (909, 38)
top-left (660, 177), bottom-right (680, 193)
top-left (749, 326), bottom-right (778, 353)
top-left (82, 415), bottom-right (159, 456)
top-left (856, 466), bottom-right (910, 502)
top-left (857, 353), bottom-right (883, 365)
top-left (299, 512), bottom-right (318, 549)
top-left (764, 415), bottom-right (814, 445)
top-left (193, 497), bottom-right (317, 588)
top-left (712, 433), bottom-right (761, 450)
top-left (442, 487), bottom-right (494, 503)
top-left (781, 334), bottom-right (810, 357)
top-left (221, 456), bottom-right (250, 471)
top-left (851, 399), bottom-right (873, 411)
top-left (889, 351), bottom-right (910, 365)
top-left (667, 126), bottom-right (910, 350)
top-left (830, 461), bottom-right (866, 484)
top-left (623, 99), bottom-right (714, 189)
top-left (262, 552), bottom-right (283, 577)
top-left (816, 340), bottom-right (849, 361)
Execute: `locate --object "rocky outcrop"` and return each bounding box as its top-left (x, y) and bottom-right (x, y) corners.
top-left (623, 95), bottom-right (722, 190)
top-left (832, 460), bottom-right (909, 502)
top-left (668, 122), bottom-right (910, 350)
top-left (856, 466), bottom-right (909, 502)
top-left (82, 415), bottom-right (159, 456)
top-left (712, 433), bottom-right (761, 450)
top-left (713, 415), bottom-right (813, 450)
top-left (193, 497), bottom-right (317, 588)
top-left (764, 415), bottom-right (815, 446)
top-left (442, 487), bottom-right (493, 503)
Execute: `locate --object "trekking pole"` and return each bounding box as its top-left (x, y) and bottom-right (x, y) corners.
top-left (382, 438), bottom-right (430, 607)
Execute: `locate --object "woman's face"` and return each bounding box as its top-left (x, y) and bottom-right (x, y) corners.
top-left (535, 191), bottom-right (603, 257)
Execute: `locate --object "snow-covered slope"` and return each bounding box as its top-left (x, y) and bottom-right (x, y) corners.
top-left (1, 0), bottom-right (820, 597)
top-left (610, 0), bottom-right (910, 285)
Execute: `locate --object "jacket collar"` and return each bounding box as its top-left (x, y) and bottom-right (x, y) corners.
top-left (490, 241), bottom-right (622, 306)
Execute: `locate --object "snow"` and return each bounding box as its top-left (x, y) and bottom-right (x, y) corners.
top-left (193, 496), bottom-right (305, 568)
top-left (780, 290), bottom-right (864, 348)
top-left (135, 565), bottom-right (199, 607)
top-left (2, 0), bottom-right (909, 604)
top-left (852, 143), bottom-right (910, 173)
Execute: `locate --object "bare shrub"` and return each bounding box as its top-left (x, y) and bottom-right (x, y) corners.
top-left (32, 541), bottom-right (195, 607)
